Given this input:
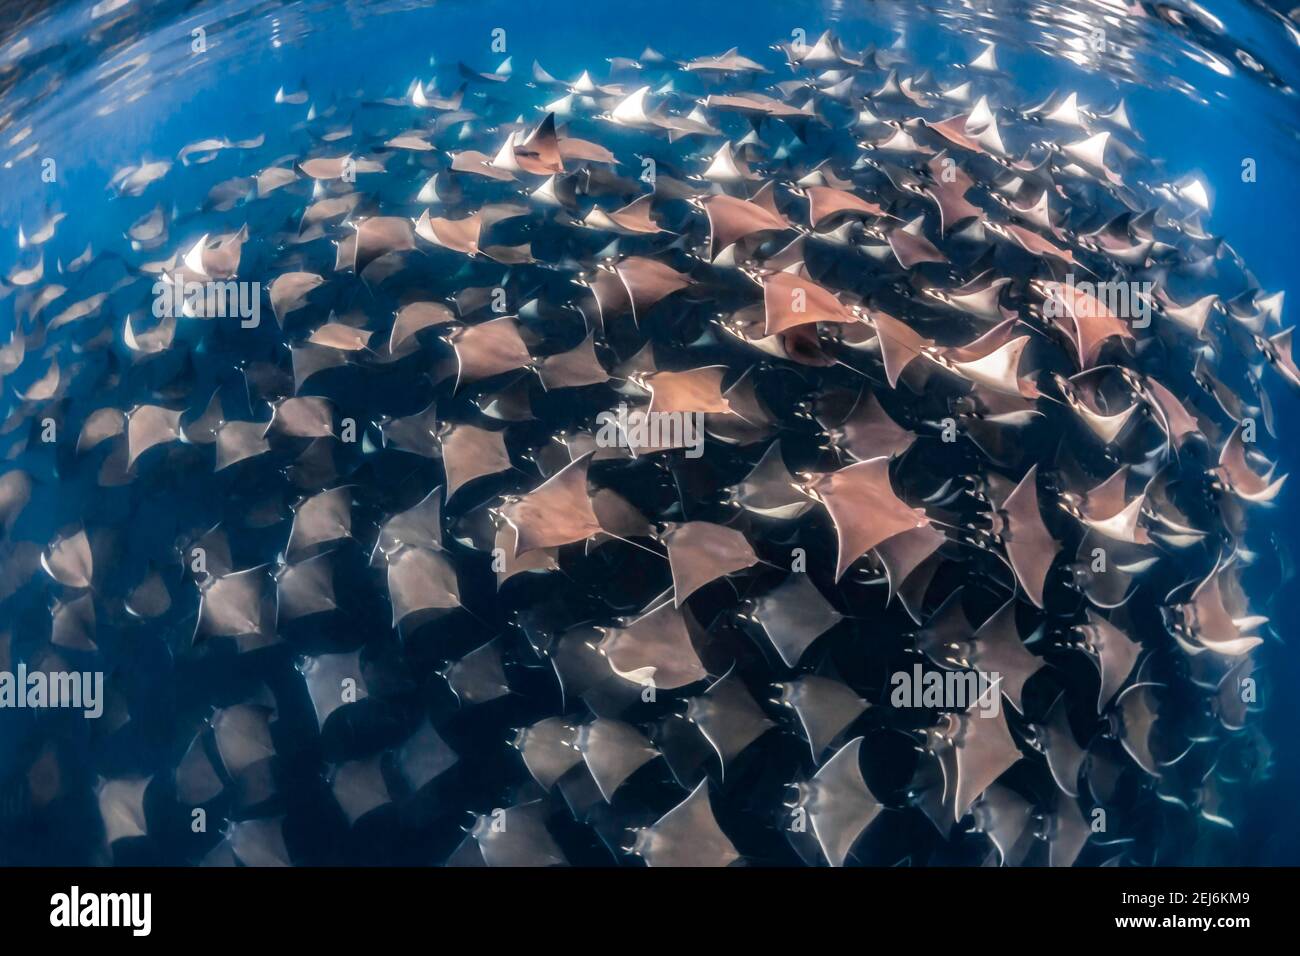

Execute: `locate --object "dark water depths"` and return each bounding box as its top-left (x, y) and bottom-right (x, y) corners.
top-left (1, 0), bottom-right (1298, 865)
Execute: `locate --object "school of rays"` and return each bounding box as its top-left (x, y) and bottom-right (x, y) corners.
top-left (0, 25), bottom-right (1290, 866)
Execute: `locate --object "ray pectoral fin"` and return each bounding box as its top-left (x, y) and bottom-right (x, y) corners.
top-left (634, 781), bottom-right (740, 867)
top-left (450, 316), bottom-right (533, 388)
top-left (663, 521), bottom-right (759, 605)
top-left (953, 707), bottom-right (1023, 822)
top-left (440, 423), bottom-right (512, 499)
top-left (500, 453), bottom-right (603, 555)
top-left (805, 458), bottom-right (930, 581)
top-left (999, 465), bottom-right (1058, 608)
top-left (387, 547), bottom-right (461, 630)
top-left (796, 737), bottom-right (882, 866)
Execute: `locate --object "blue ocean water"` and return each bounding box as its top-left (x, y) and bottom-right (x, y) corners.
top-left (0, 0), bottom-right (1297, 865)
